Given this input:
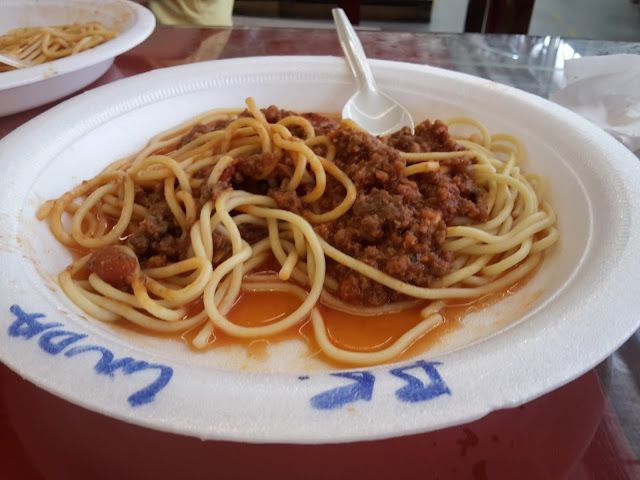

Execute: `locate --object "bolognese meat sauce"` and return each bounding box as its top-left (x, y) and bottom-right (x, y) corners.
top-left (264, 108), bottom-right (489, 307)
top-left (311, 123), bottom-right (488, 306)
top-left (125, 107), bottom-right (489, 306)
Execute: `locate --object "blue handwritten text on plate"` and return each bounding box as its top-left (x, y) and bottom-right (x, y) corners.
top-left (7, 305), bottom-right (173, 407)
top-left (306, 360), bottom-right (450, 410)
top-left (310, 371), bottom-right (375, 410)
top-left (390, 360), bottom-right (451, 402)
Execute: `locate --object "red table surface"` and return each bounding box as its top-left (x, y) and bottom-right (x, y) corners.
top-left (1, 363), bottom-right (638, 479)
top-left (1, 25), bottom-right (639, 479)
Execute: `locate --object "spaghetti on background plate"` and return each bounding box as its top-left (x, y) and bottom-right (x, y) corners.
top-left (0, 22), bottom-right (118, 72)
top-left (37, 97), bottom-right (559, 367)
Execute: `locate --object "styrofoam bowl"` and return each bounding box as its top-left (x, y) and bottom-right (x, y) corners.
top-left (0, 0), bottom-right (155, 116)
top-left (0, 56), bottom-right (638, 444)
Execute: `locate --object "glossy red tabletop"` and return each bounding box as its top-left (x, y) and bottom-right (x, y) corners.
top-left (1, 25), bottom-right (639, 479)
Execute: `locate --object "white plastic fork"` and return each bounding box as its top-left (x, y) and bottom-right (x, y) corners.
top-left (0, 52), bottom-right (35, 69)
top-left (332, 8), bottom-right (414, 136)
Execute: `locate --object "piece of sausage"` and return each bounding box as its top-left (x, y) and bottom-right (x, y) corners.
top-left (86, 246), bottom-right (138, 289)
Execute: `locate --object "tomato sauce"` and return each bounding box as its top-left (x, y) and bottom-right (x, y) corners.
top-left (180, 266), bottom-right (536, 368)
top-left (73, 243), bottom-right (542, 368)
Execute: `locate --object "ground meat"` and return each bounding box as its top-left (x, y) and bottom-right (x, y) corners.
top-left (300, 112), bottom-right (341, 135)
top-left (127, 189), bottom-right (189, 268)
top-left (180, 124), bottom-right (213, 147)
top-left (180, 119), bottom-right (234, 147)
top-left (150, 110), bottom-right (488, 307)
top-left (133, 183), bottom-right (163, 208)
top-left (210, 224), bottom-right (268, 267)
top-left (299, 124), bottom-right (487, 306)
top-left (236, 152), bottom-right (280, 180)
top-left (329, 128), bottom-right (405, 191)
top-left (238, 223), bottom-right (269, 245)
top-left (137, 213), bottom-right (169, 237)
top-left (332, 271), bottom-right (399, 307)
top-left (241, 106), bottom-right (340, 138)
top-left (418, 166), bottom-right (489, 223)
top-left (384, 119), bottom-right (464, 153)
top-left (315, 185), bottom-right (452, 305)
top-left (269, 189), bottom-right (306, 216)
top-left (211, 230), bottom-right (232, 266)
top-left (260, 105), bottom-right (295, 124)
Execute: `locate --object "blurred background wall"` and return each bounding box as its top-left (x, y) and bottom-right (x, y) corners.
top-left (231, 0), bottom-right (640, 42)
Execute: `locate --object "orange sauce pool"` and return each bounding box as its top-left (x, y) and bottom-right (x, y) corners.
top-left (175, 263), bottom-right (539, 369)
top-left (178, 290), bottom-right (314, 363)
top-left (79, 250), bottom-right (543, 369)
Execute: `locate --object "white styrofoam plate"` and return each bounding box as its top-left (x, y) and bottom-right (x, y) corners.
top-left (0, 0), bottom-right (155, 116)
top-left (0, 56), bottom-right (639, 444)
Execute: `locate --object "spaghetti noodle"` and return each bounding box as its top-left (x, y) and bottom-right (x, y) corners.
top-left (37, 98), bottom-right (559, 366)
top-left (0, 22), bottom-right (118, 72)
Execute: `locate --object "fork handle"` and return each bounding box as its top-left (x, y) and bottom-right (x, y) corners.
top-left (332, 8), bottom-right (377, 93)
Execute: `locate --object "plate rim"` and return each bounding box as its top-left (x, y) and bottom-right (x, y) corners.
top-left (1, 55), bottom-right (639, 443)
